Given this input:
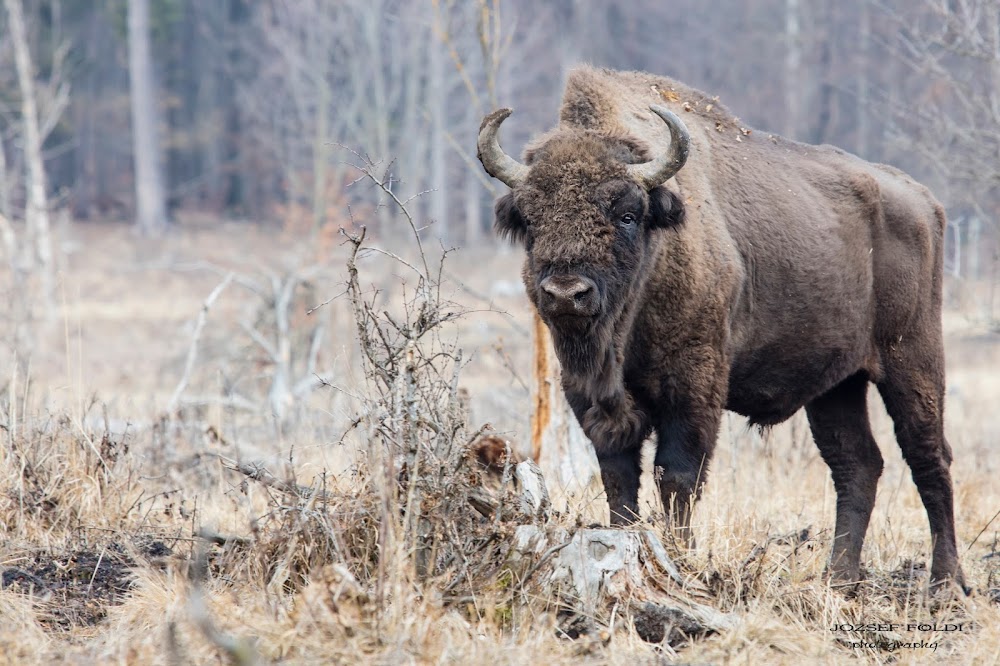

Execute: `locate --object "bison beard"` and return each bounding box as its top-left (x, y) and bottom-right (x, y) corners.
top-left (477, 65), bottom-right (968, 594)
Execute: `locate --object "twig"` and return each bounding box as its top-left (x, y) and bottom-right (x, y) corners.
top-left (359, 246), bottom-right (424, 279)
top-left (342, 149), bottom-right (432, 280)
top-left (468, 487), bottom-right (498, 518)
top-left (86, 546), bottom-right (107, 598)
top-left (180, 394), bottom-right (260, 412)
top-left (239, 321), bottom-right (279, 361)
top-left (218, 455), bottom-right (333, 502)
top-left (167, 273), bottom-right (234, 413)
top-left (306, 288), bottom-right (347, 315)
top-left (493, 341), bottom-right (530, 392)
top-left (966, 507), bottom-right (1000, 553)
top-left (196, 529), bottom-right (253, 548)
top-left (520, 535), bottom-right (576, 585)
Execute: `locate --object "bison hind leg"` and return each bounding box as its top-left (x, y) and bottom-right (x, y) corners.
top-left (805, 372), bottom-right (884, 587)
top-left (876, 344), bottom-right (969, 594)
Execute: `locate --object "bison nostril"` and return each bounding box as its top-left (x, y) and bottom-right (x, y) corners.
top-left (572, 285), bottom-right (592, 302)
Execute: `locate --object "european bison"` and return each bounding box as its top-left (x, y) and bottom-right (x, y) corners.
top-left (477, 66), bottom-right (966, 592)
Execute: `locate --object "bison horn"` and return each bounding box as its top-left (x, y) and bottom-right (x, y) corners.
top-left (477, 108), bottom-right (529, 188)
top-left (627, 105), bottom-right (691, 189)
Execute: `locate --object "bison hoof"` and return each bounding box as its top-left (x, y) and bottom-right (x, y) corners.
top-left (823, 565), bottom-right (866, 596)
top-left (929, 575), bottom-right (972, 598)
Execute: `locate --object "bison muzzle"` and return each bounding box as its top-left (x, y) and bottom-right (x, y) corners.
top-left (477, 66), bottom-right (968, 593)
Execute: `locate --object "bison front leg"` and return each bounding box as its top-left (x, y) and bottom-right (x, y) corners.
top-left (650, 348), bottom-right (727, 546)
top-left (566, 388), bottom-right (649, 525)
top-left (653, 411), bottom-right (719, 548)
top-left (595, 450), bottom-right (643, 525)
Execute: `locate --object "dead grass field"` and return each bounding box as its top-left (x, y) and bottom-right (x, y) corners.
top-left (1, 220), bottom-right (999, 665)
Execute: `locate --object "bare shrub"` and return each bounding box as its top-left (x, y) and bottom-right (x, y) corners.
top-left (218, 153), bottom-right (543, 634)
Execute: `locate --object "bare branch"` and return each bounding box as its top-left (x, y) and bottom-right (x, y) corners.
top-left (218, 455), bottom-right (333, 502)
top-left (167, 273), bottom-right (234, 413)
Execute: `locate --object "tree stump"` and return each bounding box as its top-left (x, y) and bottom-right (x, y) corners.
top-left (511, 525), bottom-right (735, 644)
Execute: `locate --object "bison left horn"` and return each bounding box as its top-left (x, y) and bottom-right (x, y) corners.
top-left (477, 108), bottom-right (529, 188)
top-left (627, 105), bottom-right (691, 189)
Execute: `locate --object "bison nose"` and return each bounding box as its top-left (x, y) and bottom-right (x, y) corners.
top-left (541, 276), bottom-right (593, 300)
top-left (539, 275), bottom-right (598, 316)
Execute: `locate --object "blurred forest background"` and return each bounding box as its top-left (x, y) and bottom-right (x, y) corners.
top-left (1, 0), bottom-right (999, 312)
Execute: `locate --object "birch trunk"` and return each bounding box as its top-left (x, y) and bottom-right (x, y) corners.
top-left (784, 0), bottom-right (801, 139)
top-left (5, 0), bottom-right (55, 312)
top-left (0, 132), bottom-right (10, 221)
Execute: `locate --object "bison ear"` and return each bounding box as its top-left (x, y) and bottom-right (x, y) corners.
top-left (494, 193), bottom-right (528, 245)
top-left (647, 186), bottom-right (685, 230)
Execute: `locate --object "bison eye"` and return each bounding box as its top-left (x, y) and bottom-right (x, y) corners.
top-left (620, 212), bottom-right (637, 226)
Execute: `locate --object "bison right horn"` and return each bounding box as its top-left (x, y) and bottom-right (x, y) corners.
top-left (477, 108), bottom-right (529, 188)
top-left (627, 105), bottom-right (691, 189)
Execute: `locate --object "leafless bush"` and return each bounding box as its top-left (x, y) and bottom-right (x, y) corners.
top-left (222, 152), bottom-right (541, 616)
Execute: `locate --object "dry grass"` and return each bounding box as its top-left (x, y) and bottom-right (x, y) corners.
top-left (1, 221), bottom-right (999, 665)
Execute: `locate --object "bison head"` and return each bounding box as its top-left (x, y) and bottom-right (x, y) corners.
top-left (477, 106), bottom-right (690, 376)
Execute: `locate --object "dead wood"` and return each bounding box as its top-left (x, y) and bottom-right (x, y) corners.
top-left (511, 524), bottom-right (735, 645)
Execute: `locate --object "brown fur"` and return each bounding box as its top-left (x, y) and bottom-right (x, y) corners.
top-left (471, 434), bottom-right (522, 473)
top-left (483, 66), bottom-right (967, 592)
top-left (469, 435), bottom-right (522, 496)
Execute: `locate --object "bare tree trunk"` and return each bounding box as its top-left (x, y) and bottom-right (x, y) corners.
top-left (401, 21), bottom-right (428, 219)
top-left (558, 0), bottom-right (586, 72)
top-left (312, 72), bottom-right (331, 232)
top-left (857, 1), bottom-right (870, 157)
top-left (950, 217), bottom-right (962, 279)
top-left (428, 30), bottom-right (448, 243)
top-left (0, 212), bottom-right (16, 275)
top-left (969, 215), bottom-right (982, 282)
top-left (991, 247), bottom-right (999, 325)
top-left (988, 1), bottom-right (1000, 119)
top-left (0, 134), bottom-right (10, 221)
top-left (986, 2), bottom-right (1000, 317)
top-left (191, 2), bottom-right (226, 212)
top-left (358, 0), bottom-right (394, 231)
top-left (464, 170), bottom-right (482, 245)
top-left (5, 0), bottom-right (55, 313)
top-left (784, 0), bottom-right (801, 139)
top-left (128, 0), bottom-right (168, 236)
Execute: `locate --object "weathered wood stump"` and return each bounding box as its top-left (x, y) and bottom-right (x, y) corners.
top-left (464, 447), bottom-right (734, 644)
top-left (510, 524), bottom-right (734, 643)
